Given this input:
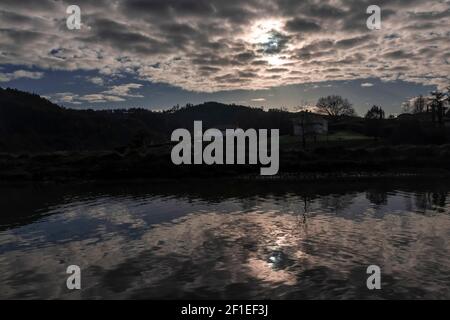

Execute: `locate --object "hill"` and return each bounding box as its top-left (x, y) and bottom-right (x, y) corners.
top-left (0, 88), bottom-right (170, 152)
top-left (0, 88), bottom-right (294, 153)
top-left (2, 88), bottom-right (450, 181)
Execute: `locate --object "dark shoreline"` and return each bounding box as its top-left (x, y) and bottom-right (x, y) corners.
top-left (1, 170), bottom-right (450, 185)
top-left (2, 143), bottom-right (450, 183)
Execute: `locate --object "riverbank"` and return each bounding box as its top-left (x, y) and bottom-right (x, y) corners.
top-left (1, 143), bottom-right (450, 182)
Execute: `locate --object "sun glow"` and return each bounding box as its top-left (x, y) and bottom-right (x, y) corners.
top-left (248, 19), bottom-right (284, 44)
top-left (246, 19), bottom-right (290, 66)
top-left (266, 55), bottom-right (286, 66)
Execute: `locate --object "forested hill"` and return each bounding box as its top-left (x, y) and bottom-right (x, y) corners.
top-left (0, 88), bottom-right (294, 153)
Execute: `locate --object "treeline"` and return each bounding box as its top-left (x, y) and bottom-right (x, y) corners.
top-left (402, 88), bottom-right (450, 126)
top-left (0, 88), bottom-right (168, 152)
top-left (300, 93), bottom-right (450, 145)
top-left (359, 86), bottom-right (450, 144)
top-left (0, 88), bottom-right (294, 153)
top-left (1, 87), bottom-right (450, 153)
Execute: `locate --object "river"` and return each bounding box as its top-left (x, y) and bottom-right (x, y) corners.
top-left (0, 179), bottom-right (449, 299)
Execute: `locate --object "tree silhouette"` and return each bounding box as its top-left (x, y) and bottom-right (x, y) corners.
top-left (413, 95), bottom-right (427, 114)
top-left (0, 87), bottom-right (296, 152)
top-left (365, 105), bottom-right (385, 139)
top-left (365, 105), bottom-right (385, 120)
top-left (316, 95), bottom-right (355, 117)
top-left (445, 86), bottom-right (450, 116)
top-left (402, 95), bottom-right (428, 114)
top-left (429, 91), bottom-right (445, 125)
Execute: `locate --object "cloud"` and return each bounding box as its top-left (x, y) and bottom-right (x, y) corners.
top-left (0, 70), bottom-right (44, 82)
top-left (335, 35), bottom-right (372, 49)
top-left (383, 50), bottom-right (415, 60)
top-left (79, 94), bottom-right (126, 103)
top-left (86, 76), bottom-right (105, 86)
top-left (46, 92), bottom-right (83, 105)
top-left (48, 83), bottom-right (145, 105)
top-left (102, 83), bottom-right (144, 97)
top-left (285, 18), bottom-right (321, 32)
top-left (0, 0), bottom-right (449, 93)
top-left (251, 98), bottom-right (266, 102)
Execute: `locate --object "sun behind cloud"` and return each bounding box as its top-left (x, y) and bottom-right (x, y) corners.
top-left (246, 18), bottom-right (291, 66)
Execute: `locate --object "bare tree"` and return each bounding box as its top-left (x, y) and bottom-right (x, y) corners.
top-left (402, 95), bottom-right (428, 114)
top-left (445, 86), bottom-right (450, 116)
top-left (316, 95), bottom-right (355, 117)
top-left (430, 91), bottom-right (445, 125)
top-left (413, 95), bottom-right (426, 113)
top-left (402, 100), bottom-right (412, 113)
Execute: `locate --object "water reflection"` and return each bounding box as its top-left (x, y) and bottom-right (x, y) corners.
top-left (366, 189), bottom-right (388, 206)
top-left (0, 179), bottom-right (449, 299)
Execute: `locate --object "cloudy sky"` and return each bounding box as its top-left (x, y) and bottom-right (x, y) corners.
top-left (0, 0), bottom-right (449, 115)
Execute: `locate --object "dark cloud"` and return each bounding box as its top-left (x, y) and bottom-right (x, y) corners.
top-left (308, 4), bottom-right (347, 19)
top-left (119, 0), bottom-right (264, 24)
top-left (407, 8), bottom-right (450, 20)
top-left (267, 68), bottom-right (289, 73)
top-left (238, 70), bottom-right (258, 78)
top-left (234, 51), bottom-right (257, 63)
top-left (0, 10), bottom-right (35, 24)
top-left (84, 19), bottom-right (172, 55)
top-left (0, 0), bottom-right (449, 92)
top-left (404, 22), bottom-right (438, 30)
top-left (383, 50), bottom-right (415, 60)
top-left (285, 18), bottom-right (321, 32)
top-left (335, 35), bottom-right (372, 49)
top-left (0, 0), bottom-right (57, 11)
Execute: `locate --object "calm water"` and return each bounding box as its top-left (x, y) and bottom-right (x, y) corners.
top-left (0, 180), bottom-right (450, 300)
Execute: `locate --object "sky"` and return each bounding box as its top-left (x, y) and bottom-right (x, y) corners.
top-left (0, 0), bottom-right (449, 115)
